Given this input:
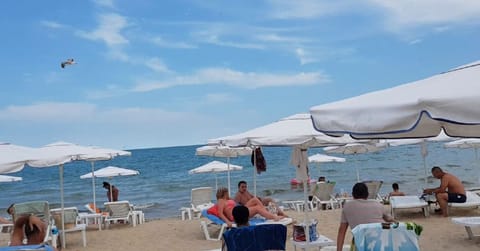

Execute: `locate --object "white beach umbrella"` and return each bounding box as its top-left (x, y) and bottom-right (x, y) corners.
top-left (196, 145), bottom-right (251, 193)
top-left (81, 166), bottom-right (139, 202)
top-left (310, 61), bottom-right (480, 139)
top-left (189, 161), bottom-right (243, 191)
top-left (445, 139), bottom-right (480, 183)
top-left (308, 153), bottom-right (346, 179)
top-left (209, 113), bottom-right (363, 195)
top-left (76, 146), bottom-right (131, 215)
top-left (308, 153), bottom-right (346, 163)
top-left (0, 175), bottom-right (22, 182)
top-left (324, 143), bottom-right (386, 182)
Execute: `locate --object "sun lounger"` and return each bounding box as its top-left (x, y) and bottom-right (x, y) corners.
top-left (190, 187), bottom-right (214, 219)
top-left (222, 224), bottom-right (287, 251)
top-left (363, 180), bottom-right (383, 201)
top-left (12, 201), bottom-right (54, 247)
top-left (390, 196), bottom-right (429, 218)
top-left (449, 191), bottom-right (480, 211)
top-left (104, 201), bottom-right (136, 228)
top-left (50, 207), bottom-right (87, 247)
top-left (451, 217), bottom-right (480, 240)
top-left (311, 182), bottom-right (342, 210)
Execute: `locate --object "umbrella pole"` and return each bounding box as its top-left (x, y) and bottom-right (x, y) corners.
top-left (59, 164), bottom-right (66, 249)
top-left (421, 140), bottom-right (429, 187)
top-left (303, 179), bottom-right (310, 245)
top-left (90, 161), bottom-right (96, 210)
top-left (110, 178), bottom-right (113, 202)
top-left (253, 147), bottom-right (257, 196)
top-left (227, 156), bottom-right (231, 196)
top-left (215, 174), bottom-right (218, 191)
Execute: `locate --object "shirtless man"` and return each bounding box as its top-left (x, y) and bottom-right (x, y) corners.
top-left (423, 166), bottom-right (466, 217)
top-left (233, 181), bottom-right (286, 216)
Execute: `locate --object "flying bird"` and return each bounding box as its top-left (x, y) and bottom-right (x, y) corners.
top-left (61, 58), bottom-right (76, 68)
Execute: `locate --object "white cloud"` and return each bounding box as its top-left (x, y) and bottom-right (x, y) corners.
top-left (151, 36), bottom-right (197, 49)
top-left (0, 102), bottom-right (216, 148)
top-left (202, 35), bottom-right (265, 50)
top-left (76, 13), bottom-right (129, 47)
top-left (92, 0), bottom-right (115, 9)
top-left (202, 93), bottom-right (238, 105)
top-left (40, 20), bottom-right (66, 29)
top-left (295, 48), bottom-right (317, 65)
top-left (408, 39), bottom-right (422, 45)
top-left (0, 102), bottom-right (97, 122)
top-left (132, 67), bottom-right (329, 92)
top-left (255, 33), bottom-right (308, 43)
top-left (145, 57), bottom-right (172, 73)
top-left (369, 0), bottom-right (480, 29)
top-left (267, 0), bottom-right (352, 19)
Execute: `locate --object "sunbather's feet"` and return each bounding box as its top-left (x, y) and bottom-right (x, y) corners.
top-left (273, 215), bottom-right (286, 221)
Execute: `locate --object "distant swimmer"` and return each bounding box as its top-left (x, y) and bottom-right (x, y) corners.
top-left (61, 58), bottom-right (76, 68)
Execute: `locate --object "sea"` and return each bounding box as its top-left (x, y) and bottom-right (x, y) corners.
top-left (1, 142), bottom-right (479, 220)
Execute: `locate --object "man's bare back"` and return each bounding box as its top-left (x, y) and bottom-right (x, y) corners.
top-left (441, 173), bottom-right (465, 195)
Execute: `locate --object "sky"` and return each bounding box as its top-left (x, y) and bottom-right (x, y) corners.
top-left (1, 0), bottom-right (479, 150)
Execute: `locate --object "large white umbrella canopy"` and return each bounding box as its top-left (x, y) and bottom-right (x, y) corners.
top-left (196, 145), bottom-right (251, 193)
top-left (0, 142), bottom-right (72, 174)
top-left (80, 166), bottom-right (139, 179)
top-left (209, 113), bottom-right (359, 147)
top-left (189, 160), bottom-right (243, 191)
top-left (445, 139), bottom-right (480, 183)
top-left (0, 174), bottom-right (22, 182)
top-left (81, 166), bottom-right (139, 203)
top-left (308, 153), bottom-right (346, 163)
top-left (310, 61), bottom-right (480, 139)
top-left (324, 143), bottom-right (386, 182)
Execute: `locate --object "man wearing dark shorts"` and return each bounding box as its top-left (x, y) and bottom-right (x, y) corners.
top-left (424, 166), bottom-right (466, 217)
top-left (448, 193), bottom-right (467, 203)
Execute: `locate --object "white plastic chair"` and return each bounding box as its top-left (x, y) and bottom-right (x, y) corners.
top-left (191, 187), bottom-right (214, 219)
top-left (311, 182), bottom-right (341, 210)
top-left (50, 207), bottom-right (87, 247)
top-left (12, 201), bottom-right (53, 247)
top-left (104, 201), bottom-right (135, 228)
top-left (363, 180), bottom-right (383, 201)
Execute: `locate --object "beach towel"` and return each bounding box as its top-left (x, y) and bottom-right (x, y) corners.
top-left (223, 224), bottom-right (287, 251)
top-left (251, 147), bottom-right (266, 174)
top-left (352, 222), bottom-right (420, 251)
top-left (0, 244), bottom-right (55, 251)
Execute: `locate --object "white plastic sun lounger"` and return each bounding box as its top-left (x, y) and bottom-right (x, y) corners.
top-left (390, 196), bottom-right (429, 218)
top-left (451, 217), bottom-right (480, 240)
top-left (449, 191), bottom-right (480, 210)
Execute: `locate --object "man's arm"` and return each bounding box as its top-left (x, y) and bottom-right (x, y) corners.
top-left (336, 222), bottom-right (348, 251)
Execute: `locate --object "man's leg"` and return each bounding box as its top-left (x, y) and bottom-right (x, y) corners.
top-left (436, 192), bottom-right (449, 217)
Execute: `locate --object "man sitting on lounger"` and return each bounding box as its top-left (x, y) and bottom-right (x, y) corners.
top-left (423, 166), bottom-right (466, 217)
top-left (234, 180), bottom-right (287, 216)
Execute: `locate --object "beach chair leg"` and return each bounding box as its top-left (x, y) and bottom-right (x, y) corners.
top-left (217, 224), bottom-right (226, 241)
top-left (422, 206), bottom-right (429, 217)
top-left (82, 229), bottom-right (87, 247)
top-left (465, 226), bottom-right (474, 240)
top-left (201, 221), bottom-right (214, 241)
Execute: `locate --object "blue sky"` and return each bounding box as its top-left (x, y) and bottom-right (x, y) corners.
top-left (1, 0), bottom-right (479, 149)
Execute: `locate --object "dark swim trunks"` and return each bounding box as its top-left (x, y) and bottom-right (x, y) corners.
top-left (448, 193), bottom-right (466, 203)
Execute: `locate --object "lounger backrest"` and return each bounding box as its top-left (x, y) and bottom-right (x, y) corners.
top-left (312, 182), bottom-right (335, 201)
top-left (104, 201), bottom-right (132, 218)
top-left (363, 180), bottom-right (383, 200)
top-left (191, 187), bottom-right (213, 208)
top-left (50, 207), bottom-right (79, 230)
top-left (13, 201), bottom-right (50, 223)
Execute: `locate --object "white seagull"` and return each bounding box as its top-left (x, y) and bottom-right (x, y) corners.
top-left (61, 58), bottom-right (76, 68)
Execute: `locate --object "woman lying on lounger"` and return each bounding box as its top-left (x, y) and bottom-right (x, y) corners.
top-left (208, 187), bottom-right (284, 227)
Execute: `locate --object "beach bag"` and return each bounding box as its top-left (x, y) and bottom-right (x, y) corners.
top-left (251, 147), bottom-right (267, 174)
top-left (293, 220), bottom-right (318, 242)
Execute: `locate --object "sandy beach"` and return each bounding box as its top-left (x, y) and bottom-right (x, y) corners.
top-left (4, 205), bottom-right (477, 251)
